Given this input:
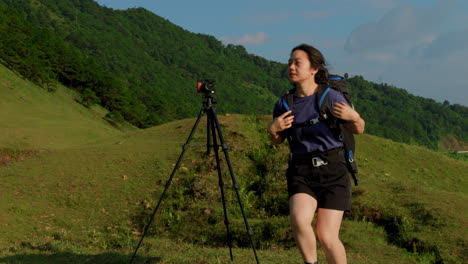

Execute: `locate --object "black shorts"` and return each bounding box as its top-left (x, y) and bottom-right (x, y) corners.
top-left (286, 148), bottom-right (352, 211)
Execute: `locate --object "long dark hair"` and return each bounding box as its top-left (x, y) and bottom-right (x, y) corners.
top-left (291, 44), bottom-right (329, 84)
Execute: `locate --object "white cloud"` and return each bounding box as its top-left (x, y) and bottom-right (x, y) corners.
top-left (420, 29), bottom-right (468, 59)
top-left (338, 0), bottom-right (468, 105)
top-left (344, 1), bottom-right (459, 53)
top-left (220, 32), bottom-right (269, 46)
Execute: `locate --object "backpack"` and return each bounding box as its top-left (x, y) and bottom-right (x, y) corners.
top-left (280, 74), bottom-right (359, 186)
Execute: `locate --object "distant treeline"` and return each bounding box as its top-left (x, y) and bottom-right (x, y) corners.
top-left (348, 77), bottom-right (467, 149)
top-left (0, 0), bottom-right (466, 150)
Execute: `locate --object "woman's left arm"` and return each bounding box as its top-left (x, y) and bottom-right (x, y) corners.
top-left (332, 102), bottom-right (365, 134)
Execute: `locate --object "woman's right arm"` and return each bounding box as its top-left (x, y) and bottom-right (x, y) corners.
top-left (268, 110), bottom-right (294, 144)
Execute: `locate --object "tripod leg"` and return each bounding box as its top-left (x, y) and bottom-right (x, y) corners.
top-left (206, 113), bottom-right (212, 155)
top-left (129, 107), bottom-right (206, 264)
top-left (208, 113), bottom-right (234, 261)
top-left (210, 111), bottom-right (261, 264)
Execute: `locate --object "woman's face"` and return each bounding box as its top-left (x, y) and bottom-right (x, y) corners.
top-left (288, 50), bottom-right (318, 84)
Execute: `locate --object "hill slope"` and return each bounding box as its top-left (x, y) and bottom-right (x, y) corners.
top-left (0, 63), bottom-right (128, 150)
top-left (0, 64), bottom-right (467, 263)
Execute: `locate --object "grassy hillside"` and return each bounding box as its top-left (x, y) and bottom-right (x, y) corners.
top-left (0, 64), bottom-right (467, 264)
top-left (0, 63), bottom-right (130, 150)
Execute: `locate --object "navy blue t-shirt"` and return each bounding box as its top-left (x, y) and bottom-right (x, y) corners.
top-left (273, 87), bottom-right (350, 154)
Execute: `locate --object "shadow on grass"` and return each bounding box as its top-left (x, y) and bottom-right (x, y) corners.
top-left (0, 252), bottom-right (156, 264)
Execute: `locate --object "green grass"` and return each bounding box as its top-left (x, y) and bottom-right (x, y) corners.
top-left (0, 64), bottom-right (467, 263)
top-left (441, 152), bottom-right (468, 162)
top-left (0, 64), bottom-right (132, 150)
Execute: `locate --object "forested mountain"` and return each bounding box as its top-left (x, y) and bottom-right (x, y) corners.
top-left (0, 0), bottom-right (288, 127)
top-left (0, 0), bottom-right (466, 150)
top-left (348, 77), bottom-right (467, 149)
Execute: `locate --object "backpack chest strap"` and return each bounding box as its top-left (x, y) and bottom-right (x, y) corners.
top-left (291, 116), bottom-right (324, 128)
top-left (281, 88), bottom-right (330, 128)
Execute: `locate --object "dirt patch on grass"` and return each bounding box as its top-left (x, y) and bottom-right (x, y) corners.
top-left (0, 148), bottom-right (43, 166)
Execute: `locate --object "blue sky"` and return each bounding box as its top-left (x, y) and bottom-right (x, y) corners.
top-left (94, 0), bottom-right (468, 106)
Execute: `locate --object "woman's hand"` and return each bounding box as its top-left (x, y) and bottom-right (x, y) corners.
top-left (332, 102), bottom-right (365, 134)
top-left (332, 102), bottom-right (359, 122)
top-left (268, 111), bottom-right (294, 144)
top-left (270, 111), bottom-right (294, 133)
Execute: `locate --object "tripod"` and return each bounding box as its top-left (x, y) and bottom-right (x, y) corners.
top-left (129, 90), bottom-right (260, 264)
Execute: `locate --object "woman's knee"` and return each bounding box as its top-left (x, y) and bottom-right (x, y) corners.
top-left (315, 209), bottom-right (344, 247)
top-left (289, 213), bottom-right (312, 232)
top-left (316, 229), bottom-right (340, 248)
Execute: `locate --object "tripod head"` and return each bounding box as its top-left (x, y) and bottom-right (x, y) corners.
top-left (197, 80), bottom-right (215, 94)
top-left (197, 80), bottom-right (217, 111)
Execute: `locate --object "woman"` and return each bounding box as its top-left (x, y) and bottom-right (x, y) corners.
top-left (267, 44), bottom-right (365, 264)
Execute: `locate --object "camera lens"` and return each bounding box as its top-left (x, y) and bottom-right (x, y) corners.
top-left (205, 80), bottom-right (215, 91)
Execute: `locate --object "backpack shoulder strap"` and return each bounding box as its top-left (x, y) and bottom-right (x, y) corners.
top-left (315, 85), bottom-right (331, 121)
top-left (281, 88), bottom-right (295, 112)
top-left (279, 88), bottom-right (295, 151)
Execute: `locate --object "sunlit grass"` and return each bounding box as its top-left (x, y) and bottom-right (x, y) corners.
top-left (0, 63), bottom-right (466, 263)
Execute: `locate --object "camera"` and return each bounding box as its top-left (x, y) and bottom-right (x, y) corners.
top-left (197, 80), bottom-right (215, 94)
